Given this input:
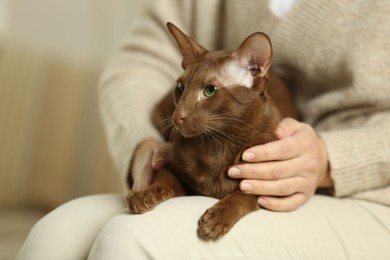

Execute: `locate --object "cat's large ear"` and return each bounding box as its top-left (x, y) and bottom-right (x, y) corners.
top-left (167, 22), bottom-right (207, 69)
top-left (233, 32), bottom-right (272, 78)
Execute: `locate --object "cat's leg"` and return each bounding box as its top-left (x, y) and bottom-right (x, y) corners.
top-left (198, 191), bottom-right (259, 240)
top-left (126, 168), bottom-right (185, 214)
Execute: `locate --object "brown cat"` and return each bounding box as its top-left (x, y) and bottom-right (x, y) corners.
top-left (126, 22), bottom-right (298, 240)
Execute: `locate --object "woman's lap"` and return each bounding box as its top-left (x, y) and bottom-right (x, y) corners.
top-left (17, 194), bottom-right (390, 260)
top-left (16, 194), bottom-right (126, 260)
top-left (89, 195), bottom-right (390, 260)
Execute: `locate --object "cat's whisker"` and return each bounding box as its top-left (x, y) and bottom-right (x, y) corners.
top-left (205, 117), bottom-right (263, 148)
top-left (158, 116), bottom-right (176, 140)
top-left (159, 114), bottom-right (255, 150)
top-left (207, 116), bottom-right (253, 139)
top-left (202, 127), bottom-right (222, 147)
top-left (207, 115), bottom-right (261, 136)
top-left (168, 125), bottom-right (179, 143)
top-left (207, 131), bottom-right (224, 148)
top-left (204, 125), bottom-right (248, 149)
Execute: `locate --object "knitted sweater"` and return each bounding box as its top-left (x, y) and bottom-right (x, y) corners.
top-left (99, 0), bottom-right (390, 206)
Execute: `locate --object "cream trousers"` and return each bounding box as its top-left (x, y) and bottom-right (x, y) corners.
top-left (17, 194), bottom-right (390, 260)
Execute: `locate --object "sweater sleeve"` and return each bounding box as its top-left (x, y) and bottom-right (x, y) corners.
top-left (98, 0), bottom-right (223, 182)
top-left (318, 7), bottom-right (390, 198)
top-left (320, 114), bottom-right (390, 197)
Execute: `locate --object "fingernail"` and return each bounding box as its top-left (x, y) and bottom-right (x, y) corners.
top-left (240, 182), bottom-right (253, 192)
top-left (228, 167), bottom-right (241, 177)
top-left (275, 127), bottom-right (285, 138)
top-left (242, 151), bottom-right (255, 161)
top-left (257, 198), bottom-right (269, 206)
top-left (152, 158), bottom-right (165, 169)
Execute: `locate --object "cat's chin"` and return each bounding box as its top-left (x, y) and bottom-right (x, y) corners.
top-left (176, 128), bottom-right (202, 138)
top-left (178, 131), bottom-right (199, 138)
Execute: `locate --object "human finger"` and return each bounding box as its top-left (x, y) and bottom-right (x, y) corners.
top-left (131, 138), bottom-right (165, 191)
top-left (239, 176), bottom-right (310, 197)
top-left (275, 117), bottom-right (303, 139)
top-left (257, 193), bottom-right (308, 212)
top-left (242, 135), bottom-right (303, 163)
top-left (132, 151), bottom-right (155, 191)
top-left (152, 142), bottom-right (170, 170)
top-left (228, 159), bottom-right (299, 180)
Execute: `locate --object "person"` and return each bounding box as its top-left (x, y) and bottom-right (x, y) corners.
top-left (17, 0), bottom-right (390, 259)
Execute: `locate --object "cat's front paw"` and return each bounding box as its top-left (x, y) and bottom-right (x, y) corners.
top-left (198, 206), bottom-right (234, 240)
top-left (126, 187), bottom-right (172, 214)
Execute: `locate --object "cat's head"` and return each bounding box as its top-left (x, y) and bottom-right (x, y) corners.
top-left (167, 22), bottom-right (273, 138)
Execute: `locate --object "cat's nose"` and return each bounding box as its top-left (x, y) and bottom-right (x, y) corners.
top-left (174, 112), bottom-right (187, 125)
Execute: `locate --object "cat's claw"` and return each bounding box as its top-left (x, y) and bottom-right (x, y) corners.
top-left (126, 190), bottom-right (156, 214)
top-left (198, 208), bottom-right (231, 240)
top-left (126, 187), bottom-right (174, 214)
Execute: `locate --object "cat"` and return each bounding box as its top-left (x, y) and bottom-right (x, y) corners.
top-left (126, 22), bottom-right (298, 240)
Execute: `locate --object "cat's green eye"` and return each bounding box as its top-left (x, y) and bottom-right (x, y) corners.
top-left (177, 82), bottom-right (185, 94)
top-left (204, 85), bottom-right (217, 97)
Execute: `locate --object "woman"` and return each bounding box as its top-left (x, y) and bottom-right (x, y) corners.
top-left (18, 1), bottom-right (390, 259)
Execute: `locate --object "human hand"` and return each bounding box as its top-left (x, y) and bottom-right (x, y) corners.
top-left (129, 138), bottom-right (170, 191)
top-left (228, 118), bottom-right (332, 212)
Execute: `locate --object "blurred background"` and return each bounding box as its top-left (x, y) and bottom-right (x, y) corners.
top-left (0, 0), bottom-right (149, 258)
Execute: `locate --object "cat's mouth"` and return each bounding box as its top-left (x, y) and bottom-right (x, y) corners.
top-left (173, 120), bottom-right (204, 138)
top-left (175, 125), bottom-right (201, 138)
top-left (173, 112), bottom-right (204, 138)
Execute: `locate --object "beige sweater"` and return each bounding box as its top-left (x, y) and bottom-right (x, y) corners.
top-left (99, 0), bottom-right (390, 206)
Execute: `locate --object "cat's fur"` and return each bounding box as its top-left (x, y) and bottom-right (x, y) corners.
top-left (126, 23), bottom-right (298, 240)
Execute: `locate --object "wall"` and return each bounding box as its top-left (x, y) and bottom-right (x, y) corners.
top-left (2, 0), bottom-right (148, 65)
top-left (0, 0), bottom-right (151, 208)
top-left (0, 0), bottom-right (8, 35)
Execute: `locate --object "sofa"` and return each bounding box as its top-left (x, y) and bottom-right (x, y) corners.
top-left (0, 40), bottom-right (124, 259)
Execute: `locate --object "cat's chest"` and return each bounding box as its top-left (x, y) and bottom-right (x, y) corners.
top-left (169, 139), bottom-right (240, 198)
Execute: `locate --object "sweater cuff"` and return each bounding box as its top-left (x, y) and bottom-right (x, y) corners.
top-left (319, 127), bottom-right (388, 198)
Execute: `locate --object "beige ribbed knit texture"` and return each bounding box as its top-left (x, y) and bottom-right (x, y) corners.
top-left (99, 0), bottom-right (390, 205)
